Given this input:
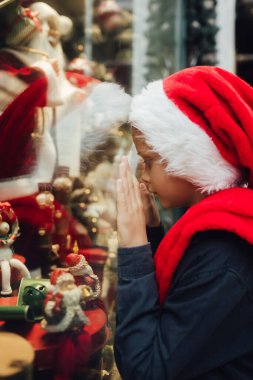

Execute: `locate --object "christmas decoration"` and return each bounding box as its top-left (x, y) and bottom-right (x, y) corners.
top-left (66, 242), bottom-right (100, 298)
top-left (96, 0), bottom-right (125, 33)
top-left (145, 0), bottom-right (175, 81)
top-left (185, 0), bottom-right (218, 66)
top-left (35, 182), bottom-right (58, 276)
top-left (42, 268), bottom-right (93, 332)
top-left (21, 281), bottom-right (48, 320)
top-left (0, 202), bottom-right (30, 296)
top-left (41, 269), bottom-right (93, 380)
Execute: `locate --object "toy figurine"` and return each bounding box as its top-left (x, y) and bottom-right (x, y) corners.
top-left (41, 268), bottom-right (93, 332)
top-left (65, 242), bottom-right (100, 299)
top-left (0, 202), bottom-right (30, 296)
top-left (22, 281), bottom-right (48, 320)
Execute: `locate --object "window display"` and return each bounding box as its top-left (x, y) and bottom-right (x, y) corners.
top-left (0, 0), bottom-right (203, 379)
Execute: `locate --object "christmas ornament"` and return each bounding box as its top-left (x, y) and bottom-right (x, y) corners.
top-left (35, 183), bottom-right (57, 276)
top-left (41, 268), bottom-right (93, 332)
top-left (66, 242), bottom-right (100, 299)
top-left (22, 282), bottom-right (47, 319)
top-left (52, 166), bottom-right (72, 205)
top-left (96, 0), bottom-right (125, 33)
top-left (68, 55), bottom-right (94, 77)
top-left (0, 202), bottom-right (30, 295)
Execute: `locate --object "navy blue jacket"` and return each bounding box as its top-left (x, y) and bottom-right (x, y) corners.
top-left (114, 229), bottom-right (253, 379)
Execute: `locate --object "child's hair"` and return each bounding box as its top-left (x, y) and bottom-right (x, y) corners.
top-left (129, 66), bottom-right (253, 194)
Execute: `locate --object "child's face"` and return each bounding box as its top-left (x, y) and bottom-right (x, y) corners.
top-left (132, 129), bottom-right (205, 208)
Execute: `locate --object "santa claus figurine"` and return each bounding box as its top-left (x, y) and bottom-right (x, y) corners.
top-left (42, 268), bottom-right (93, 332)
top-left (65, 243), bottom-right (100, 299)
top-left (96, 0), bottom-right (125, 33)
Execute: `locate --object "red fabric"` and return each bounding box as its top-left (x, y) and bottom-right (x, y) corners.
top-left (0, 51), bottom-right (48, 179)
top-left (66, 71), bottom-right (99, 89)
top-left (163, 66), bottom-right (253, 187)
top-left (0, 202), bottom-right (17, 224)
top-left (0, 51), bottom-right (46, 86)
top-left (55, 335), bottom-right (76, 380)
top-left (0, 80), bottom-right (47, 179)
top-left (44, 291), bottom-right (64, 314)
top-left (11, 194), bottom-right (54, 232)
top-left (50, 269), bottom-right (68, 285)
top-left (55, 331), bottom-right (91, 380)
top-left (65, 253), bottom-right (81, 267)
top-left (155, 187), bottom-right (253, 305)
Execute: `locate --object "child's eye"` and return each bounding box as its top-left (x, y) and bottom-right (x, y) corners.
top-left (143, 158), bottom-right (152, 167)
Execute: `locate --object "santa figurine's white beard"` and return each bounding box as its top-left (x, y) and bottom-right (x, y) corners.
top-left (60, 286), bottom-right (82, 307)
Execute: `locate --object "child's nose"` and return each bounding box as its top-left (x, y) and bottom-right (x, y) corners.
top-left (141, 171), bottom-right (150, 185)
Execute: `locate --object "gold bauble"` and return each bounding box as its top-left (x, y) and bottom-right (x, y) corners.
top-left (53, 177), bottom-right (72, 192)
top-left (36, 192), bottom-right (55, 208)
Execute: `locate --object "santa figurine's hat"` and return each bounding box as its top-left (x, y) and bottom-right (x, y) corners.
top-left (130, 66), bottom-right (253, 194)
top-left (50, 268), bottom-right (74, 286)
top-left (96, 0), bottom-right (121, 19)
top-left (65, 253), bottom-right (89, 276)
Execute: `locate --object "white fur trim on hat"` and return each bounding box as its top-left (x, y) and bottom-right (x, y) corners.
top-left (83, 82), bottom-right (131, 132)
top-left (55, 272), bottom-right (74, 285)
top-left (130, 80), bottom-right (240, 194)
top-left (81, 82), bottom-right (131, 156)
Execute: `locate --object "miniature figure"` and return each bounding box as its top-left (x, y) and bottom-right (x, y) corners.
top-left (66, 242), bottom-right (100, 299)
top-left (42, 268), bottom-right (93, 332)
top-left (0, 202), bottom-right (30, 296)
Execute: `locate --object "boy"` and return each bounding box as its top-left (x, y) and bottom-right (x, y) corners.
top-left (115, 66), bottom-right (253, 379)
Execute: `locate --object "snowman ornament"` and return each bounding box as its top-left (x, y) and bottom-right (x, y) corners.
top-left (0, 202), bottom-right (30, 296)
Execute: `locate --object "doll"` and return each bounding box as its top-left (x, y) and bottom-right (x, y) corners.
top-left (65, 244), bottom-right (100, 299)
top-left (42, 268), bottom-right (93, 332)
top-left (0, 202), bottom-right (30, 295)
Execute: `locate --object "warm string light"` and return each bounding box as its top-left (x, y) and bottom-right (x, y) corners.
top-left (73, 240), bottom-right (79, 254)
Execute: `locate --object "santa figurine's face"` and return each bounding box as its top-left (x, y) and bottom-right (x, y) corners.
top-left (59, 279), bottom-right (76, 291)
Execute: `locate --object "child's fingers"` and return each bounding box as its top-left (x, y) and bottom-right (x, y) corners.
top-left (139, 182), bottom-right (148, 194)
top-left (139, 182), bottom-right (151, 206)
top-left (123, 156), bottom-right (143, 207)
top-left (132, 174), bottom-right (143, 206)
top-left (116, 178), bottom-right (128, 214)
top-left (121, 157), bottom-right (137, 209)
top-left (119, 161), bottom-right (127, 179)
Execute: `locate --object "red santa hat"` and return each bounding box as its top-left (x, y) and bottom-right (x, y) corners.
top-left (65, 253), bottom-right (88, 276)
top-left (130, 66), bottom-right (253, 194)
top-left (0, 202), bottom-right (19, 247)
top-left (50, 268), bottom-right (73, 286)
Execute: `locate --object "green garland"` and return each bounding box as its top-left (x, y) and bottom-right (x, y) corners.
top-left (185, 0), bottom-right (219, 66)
top-left (145, 0), bottom-right (176, 81)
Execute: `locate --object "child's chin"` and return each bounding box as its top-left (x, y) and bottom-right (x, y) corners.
top-left (158, 198), bottom-right (171, 209)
